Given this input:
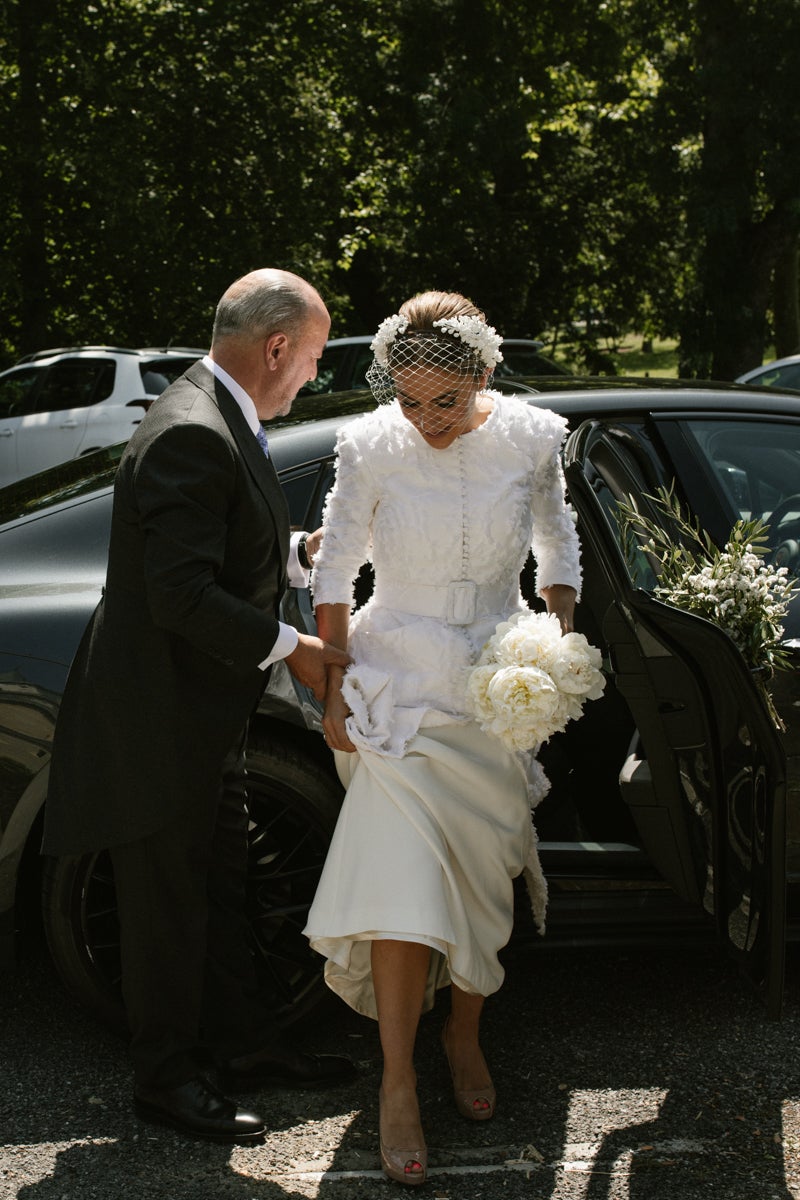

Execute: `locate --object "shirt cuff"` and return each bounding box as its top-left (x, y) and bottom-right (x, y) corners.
top-left (287, 531), bottom-right (311, 588)
top-left (258, 622), bottom-right (299, 670)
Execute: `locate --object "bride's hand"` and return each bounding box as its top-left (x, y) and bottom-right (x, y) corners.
top-left (541, 583), bottom-right (577, 634)
top-left (321, 665), bottom-right (357, 753)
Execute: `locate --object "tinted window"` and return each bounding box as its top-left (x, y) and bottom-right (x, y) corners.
top-left (679, 417), bottom-right (800, 535)
top-left (764, 363), bottom-right (800, 391)
top-left (0, 444), bottom-right (122, 524)
top-left (139, 357), bottom-right (196, 393)
top-left (349, 345), bottom-right (374, 389)
top-left (299, 345), bottom-right (345, 396)
top-left (0, 367), bottom-right (39, 419)
top-left (496, 347), bottom-right (569, 376)
top-left (35, 359), bottom-right (116, 412)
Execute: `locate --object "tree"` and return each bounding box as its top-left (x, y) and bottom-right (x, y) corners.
top-left (674, 0), bottom-right (800, 377)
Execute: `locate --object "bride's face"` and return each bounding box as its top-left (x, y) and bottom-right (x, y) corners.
top-left (393, 365), bottom-right (486, 449)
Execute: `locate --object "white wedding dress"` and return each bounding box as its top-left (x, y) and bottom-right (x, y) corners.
top-left (303, 393), bottom-right (582, 1018)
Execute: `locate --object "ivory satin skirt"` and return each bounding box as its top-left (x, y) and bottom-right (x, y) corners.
top-left (303, 720), bottom-right (544, 1020)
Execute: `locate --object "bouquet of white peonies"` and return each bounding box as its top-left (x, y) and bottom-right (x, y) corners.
top-left (466, 611), bottom-right (606, 752)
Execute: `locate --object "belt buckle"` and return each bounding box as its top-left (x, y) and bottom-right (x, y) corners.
top-left (446, 580), bottom-right (477, 625)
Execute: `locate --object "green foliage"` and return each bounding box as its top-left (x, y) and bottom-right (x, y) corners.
top-left (0, 0), bottom-right (798, 366)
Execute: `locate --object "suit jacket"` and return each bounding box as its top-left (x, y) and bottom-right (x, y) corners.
top-left (43, 361), bottom-right (290, 855)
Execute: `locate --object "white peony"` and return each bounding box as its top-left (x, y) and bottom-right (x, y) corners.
top-left (465, 663), bottom-right (499, 724)
top-left (494, 611), bottom-right (563, 670)
top-left (485, 665), bottom-right (560, 751)
top-left (548, 632), bottom-right (606, 699)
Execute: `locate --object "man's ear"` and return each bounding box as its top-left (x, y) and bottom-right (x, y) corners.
top-left (264, 332), bottom-right (289, 370)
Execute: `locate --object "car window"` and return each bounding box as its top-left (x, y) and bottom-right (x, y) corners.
top-left (0, 367), bottom-right (39, 419)
top-left (139, 357), bottom-right (196, 393)
top-left (677, 418), bottom-right (800, 533)
top-left (762, 363), bottom-right (800, 391)
top-left (300, 346), bottom-right (343, 395)
top-left (581, 415), bottom-right (800, 592)
top-left (350, 345), bottom-right (374, 389)
top-left (0, 443), bottom-right (123, 524)
top-left (496, 348), bottom-right (567, 377)
top-left (34, 359), bottom-right (116, 412)
top-left (280, 458), bottom-right (335, 527)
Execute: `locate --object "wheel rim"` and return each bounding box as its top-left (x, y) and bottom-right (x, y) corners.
top-left (77, 850), bottom-right (123, 997)
top-left (244, 770), bottom-right (332, 1025)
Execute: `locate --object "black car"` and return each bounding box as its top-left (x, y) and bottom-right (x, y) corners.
top-left (1, 381), bottom-right (798, 1031)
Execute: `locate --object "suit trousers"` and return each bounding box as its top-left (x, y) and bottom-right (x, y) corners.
top-left (110, 727), bottom-right (279, 1089)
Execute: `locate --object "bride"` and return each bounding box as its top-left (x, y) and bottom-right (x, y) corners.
top-left (303, 290), bottom-right (582, 1185)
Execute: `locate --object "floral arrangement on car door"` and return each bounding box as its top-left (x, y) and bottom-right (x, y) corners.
top-left (618, 484), bottom-right (797, 729)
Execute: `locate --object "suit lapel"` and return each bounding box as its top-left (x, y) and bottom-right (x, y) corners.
top-left (187, 362), bottom-right (291, 572)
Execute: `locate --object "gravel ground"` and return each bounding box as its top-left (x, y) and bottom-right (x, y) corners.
top-left (2, 936), bottom-right (799, 1199)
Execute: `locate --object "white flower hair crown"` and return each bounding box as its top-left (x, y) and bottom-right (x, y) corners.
top-left (370, 314), bottom-right (409, 366)
top-left (433, 316), bottom-right (504, 367)
top-left (370, 312), bottom-right (504, 369)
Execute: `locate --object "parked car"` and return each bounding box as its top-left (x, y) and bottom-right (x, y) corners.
top-left (299, 335), bottom-right (568, 396)
top-left (736, 354), bottom-right (800, 393)
top-left (0, 346), bottom-right (204, 484)
top-left (1, 380), bottom-right (799, 1032)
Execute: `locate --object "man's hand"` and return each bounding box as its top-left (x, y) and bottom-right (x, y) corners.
top-left (284, 633), bottom-right (351, 701)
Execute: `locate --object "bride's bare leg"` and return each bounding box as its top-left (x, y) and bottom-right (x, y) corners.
top-left (444, 985), bottom-right (495, 1116)
top-left (372, 939), bottom-right (430, 1180)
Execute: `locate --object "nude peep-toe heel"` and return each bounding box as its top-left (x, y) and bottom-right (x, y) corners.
top-left (378, 1087), bottom-right (427, 1186)
top-left (441, 1016), bottom-right (496, 1122)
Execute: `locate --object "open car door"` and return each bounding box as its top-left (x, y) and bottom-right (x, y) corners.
top-left (564, 419), bottom-right (787, 1017)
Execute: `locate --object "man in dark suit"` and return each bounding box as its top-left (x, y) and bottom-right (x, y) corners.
top-left (44, 269), bottom-right (354, 1143)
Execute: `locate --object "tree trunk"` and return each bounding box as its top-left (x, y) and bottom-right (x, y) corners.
top-left (773, 235), bottom-right (800, 358)
top-left (16, 0), bottom-right (51, 354)
top-left (708, 218), bottom-right (779, 381)
top-left (692, 0), bottom-right (798, 380)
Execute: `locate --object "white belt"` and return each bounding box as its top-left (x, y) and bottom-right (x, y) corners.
top-left (371, 578), bottom-right (513, 625)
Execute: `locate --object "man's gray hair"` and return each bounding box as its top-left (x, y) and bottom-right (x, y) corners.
top-left (212, 274), bottom-right (311, 343)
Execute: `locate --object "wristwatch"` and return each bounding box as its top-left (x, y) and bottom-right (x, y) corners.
top-left (297, 532), bottom-right (312, 570)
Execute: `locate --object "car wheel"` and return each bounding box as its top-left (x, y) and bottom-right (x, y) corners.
top-left (41, 848), bottom-right (126, 1034)
top-left (41, 735), bottom-right (342, 1033)
top-left (243, 732), bottom-right (342, 1026)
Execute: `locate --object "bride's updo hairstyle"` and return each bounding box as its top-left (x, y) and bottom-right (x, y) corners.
top-left (366, 290), bottom-right (503, 407)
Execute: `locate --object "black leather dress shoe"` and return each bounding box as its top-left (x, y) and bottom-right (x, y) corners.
top-left (220, 1046), bottom-right (358, 1092)
top-left (134, 1076), bottom-right (266, 1143)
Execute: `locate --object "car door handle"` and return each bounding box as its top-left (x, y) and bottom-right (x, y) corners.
top-left (59, 419), bottom-right (79, 428)
top-left (0, 428), bottom-right (13, 436)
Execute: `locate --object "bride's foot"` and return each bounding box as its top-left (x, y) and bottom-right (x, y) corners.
top-left (378, 1083), bottom-right (427, 1186)
top-left (441, 1015), bottom-right (496, 1121)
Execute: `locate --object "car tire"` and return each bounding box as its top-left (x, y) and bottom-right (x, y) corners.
top-left (40, 735), bottom-right (342, 1034)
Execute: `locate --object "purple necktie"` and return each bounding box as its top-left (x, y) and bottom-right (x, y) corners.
top-left (255, 426), bottom-right (270, 458)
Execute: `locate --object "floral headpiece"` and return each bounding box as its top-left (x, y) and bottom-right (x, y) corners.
top-left (370, 313), bottom-right (504, 369)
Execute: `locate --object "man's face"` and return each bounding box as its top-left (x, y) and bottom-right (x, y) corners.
top-left (260, 308), bottom-right (331, 420)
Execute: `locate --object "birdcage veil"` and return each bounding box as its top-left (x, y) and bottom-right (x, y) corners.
top-left (365, 314), bottom-right (504, 435)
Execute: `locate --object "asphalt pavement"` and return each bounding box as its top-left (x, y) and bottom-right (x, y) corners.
top-left (2, 934), bottom-right (799, 1199)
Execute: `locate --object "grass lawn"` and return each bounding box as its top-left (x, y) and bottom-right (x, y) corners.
top-left (612, 336), bottom-right (679, 377)
top-left (547, 333), bottom-right (680, 378)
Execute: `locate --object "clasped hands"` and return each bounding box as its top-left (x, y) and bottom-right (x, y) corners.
top-left (284, 648), bottom-right (355, 751)
top-left (284, 634), bottom-right (350, 703)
